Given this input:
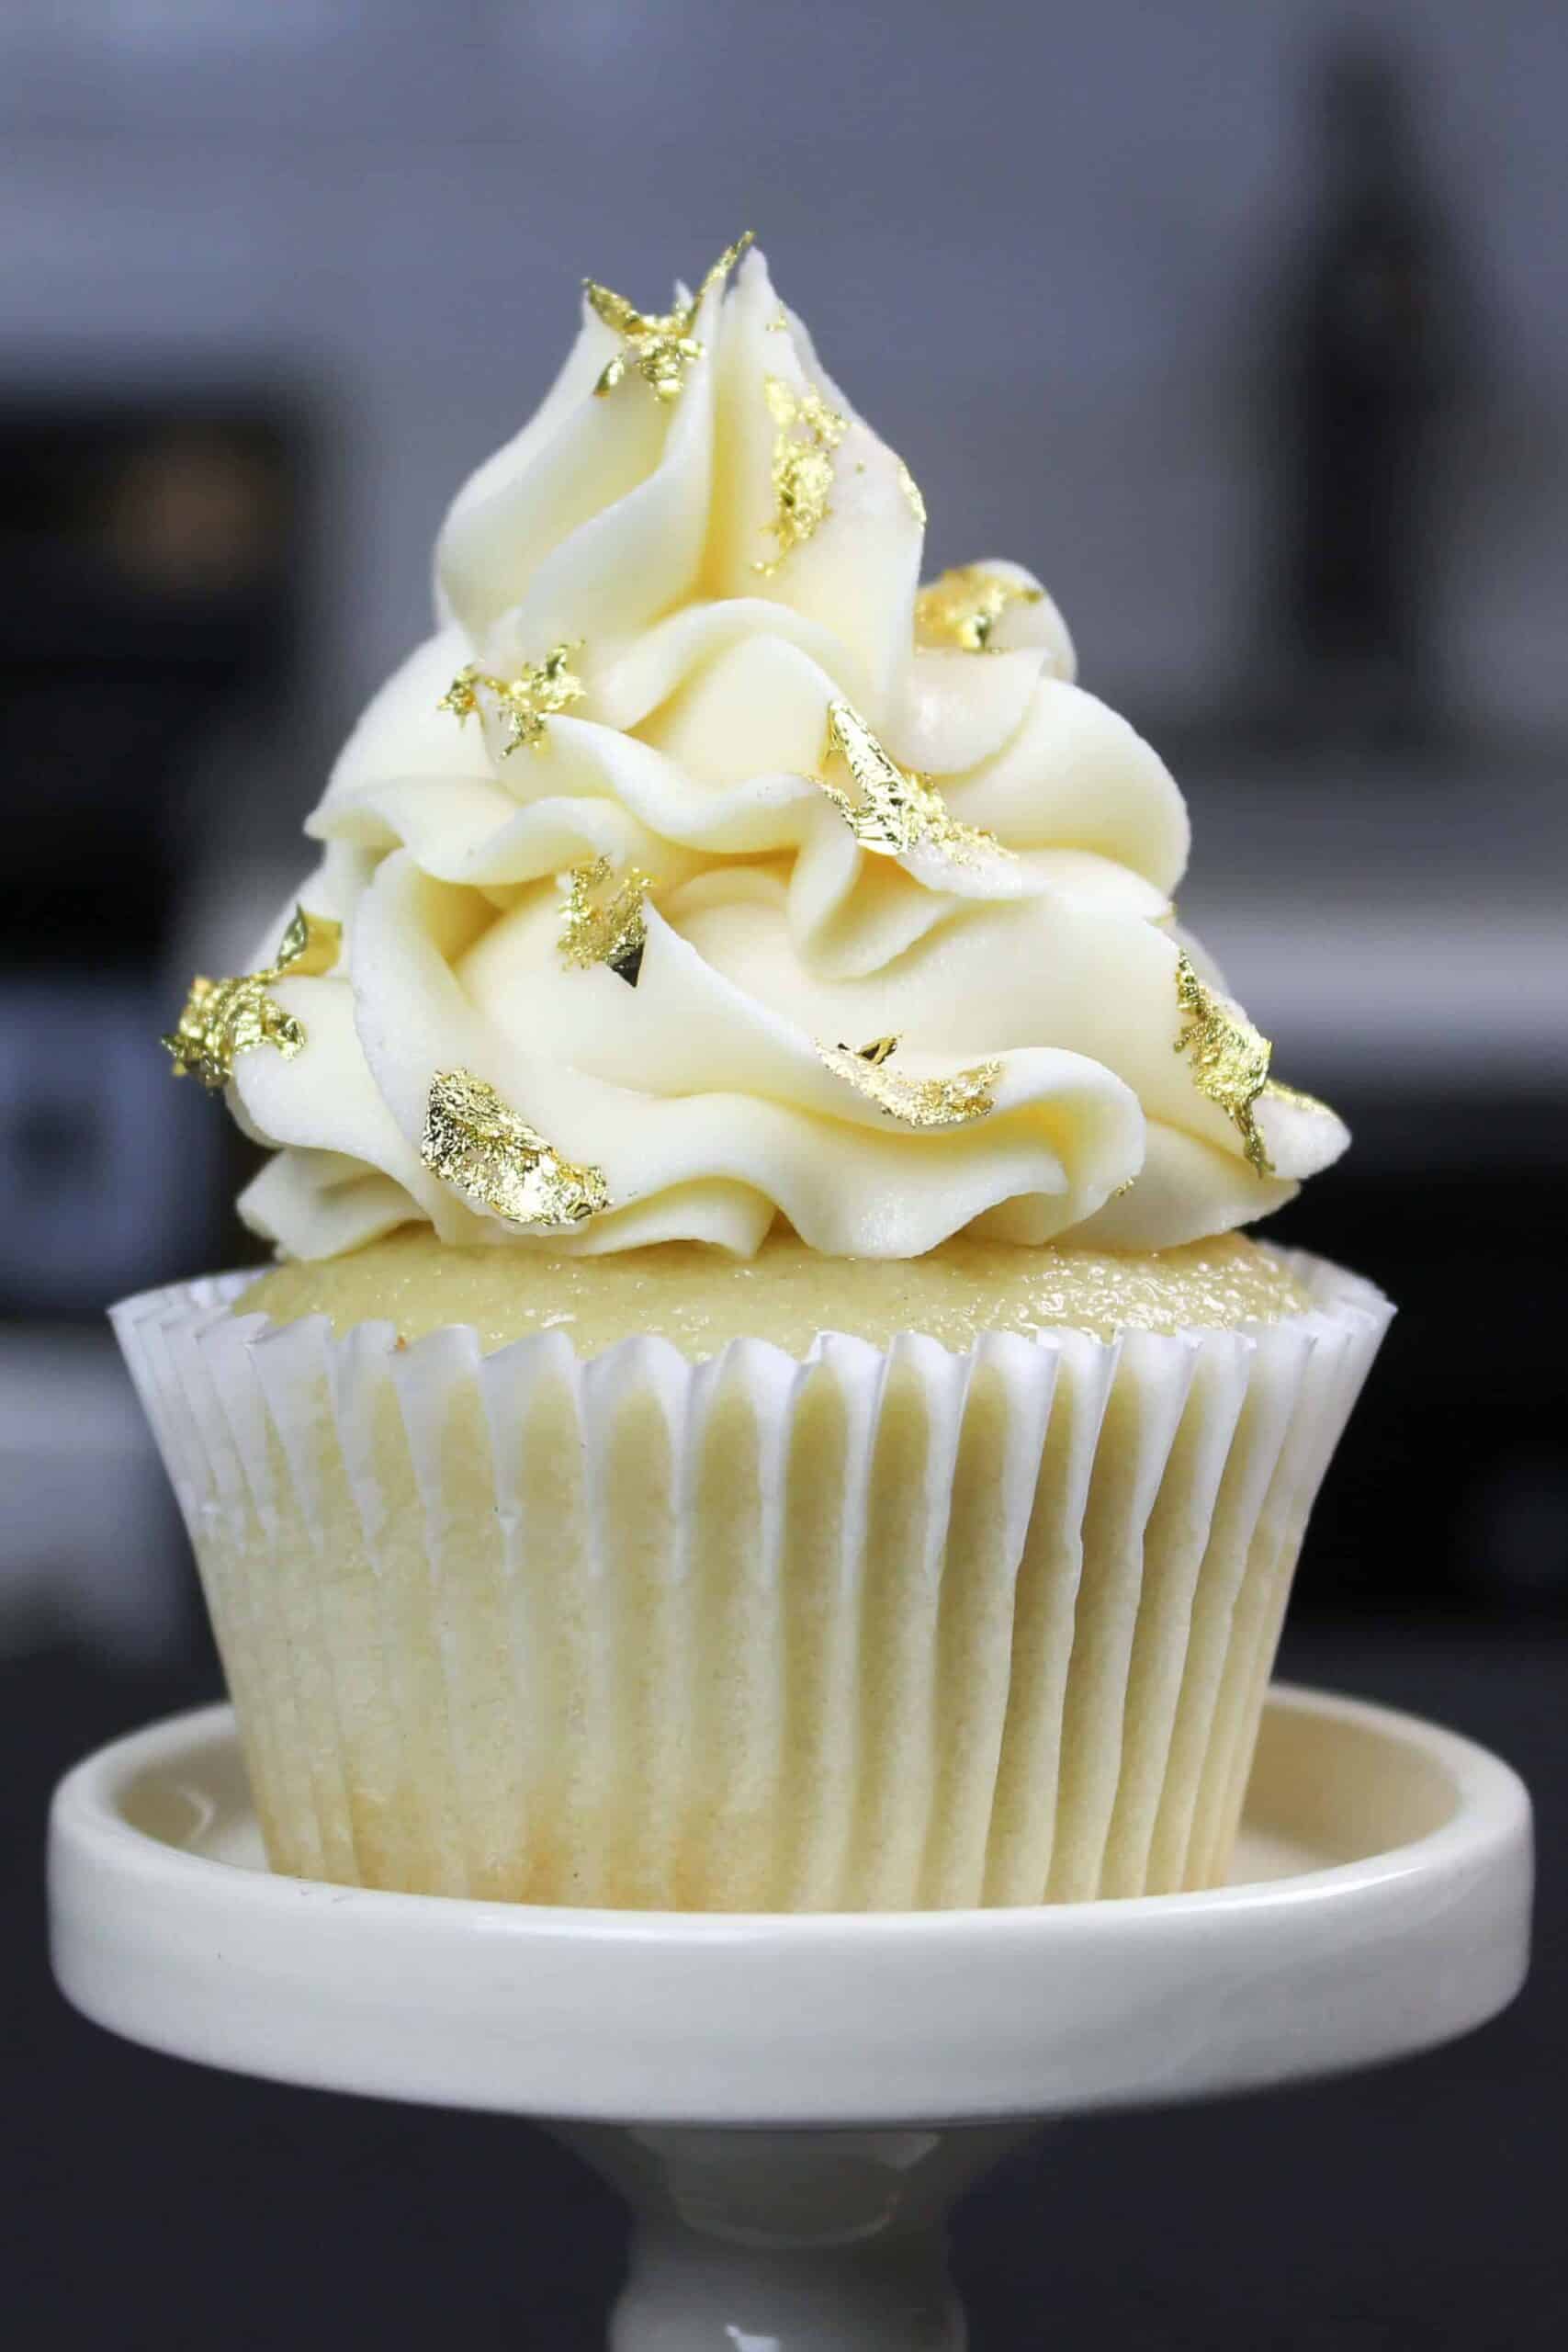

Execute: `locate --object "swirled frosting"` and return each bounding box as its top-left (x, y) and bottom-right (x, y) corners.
top-left (225, 242), bottom-right (1348, 1261)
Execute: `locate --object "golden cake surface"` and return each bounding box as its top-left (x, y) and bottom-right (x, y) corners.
top-left (242, 1226), bottom-right (1312, 1359)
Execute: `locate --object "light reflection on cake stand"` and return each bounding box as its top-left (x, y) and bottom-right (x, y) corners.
top-left (49, 1684), bottom-right (1531, 2350)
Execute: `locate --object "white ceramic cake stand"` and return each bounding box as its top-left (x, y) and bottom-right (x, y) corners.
top-left (49, 1682), bottom-right (1531, 2351)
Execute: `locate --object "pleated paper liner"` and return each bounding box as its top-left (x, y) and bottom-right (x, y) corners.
top-left (113, 1250), bottom-right (1389, 1911)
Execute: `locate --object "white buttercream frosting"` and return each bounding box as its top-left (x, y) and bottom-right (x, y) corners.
top-left (229, 244), bottom-right (1348, 1261)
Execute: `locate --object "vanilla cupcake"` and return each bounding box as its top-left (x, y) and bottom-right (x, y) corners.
top-left (118, 237), bottom-right (1388, 1910)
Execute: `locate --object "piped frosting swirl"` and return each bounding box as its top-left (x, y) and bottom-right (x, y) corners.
top-left (213, 241), bottom-right (1346, 1261)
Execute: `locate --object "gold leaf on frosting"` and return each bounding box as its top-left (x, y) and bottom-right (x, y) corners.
top-left (163, 907), bottom-right (342, 1091)
top-left (437, 643), bottom-right (584, 755)
top-left (818, 698), bottom-right (1017, 872)
top-left (818, 1037), bottom-right (1001, 1130)
top-left (1172, 950), bottom-right (1274, 1178)
top-left (915, 565), bottom-right (1043, 653)
top-left (558, 854), bottom-right (651, 983)
top-left (755, 376), bottom-right (847, 573)
top-left (421, 1069), bottom-right (609, 1231)
top-left (896, 459), bottom-right (927, 526)
top-left (1260, 1077), bottom-right (1338, 1122)
top-left (584, 231), bottom-right (752, 402)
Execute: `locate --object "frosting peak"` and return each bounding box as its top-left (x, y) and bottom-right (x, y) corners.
top-left (204, 241), bottom-right (1347, 1261)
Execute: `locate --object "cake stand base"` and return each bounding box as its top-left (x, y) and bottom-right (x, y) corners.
top-left (49, 1684), bottom-right (1531, 2351)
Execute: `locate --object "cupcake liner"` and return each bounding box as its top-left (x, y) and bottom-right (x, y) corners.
top-left (112, 1250), bottom-right (1389, 1910)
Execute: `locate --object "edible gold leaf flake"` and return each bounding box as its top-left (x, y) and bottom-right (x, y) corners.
top-left (270, 908), bottom-right (342, 978)
top-left (897, 459), bottom-right (927, 526)
top-left (818, 1038), bottom-right (1001, 1129)
top-left (164, 978), bottom-right (301, 1091)
top-left (437, 643), bottom-right (584, 756)
top-left (558, 854), bottom-right (650, 984)
top-left (819, 699), bottom-right (1017, 871)
top-left (421, 1069), bottom-right (609, 1231)
top-left (915, 565), bottom-right (1043, 653)
top-left (163, 906), bottom-right (342, 1090)
top-left (584, 231), bottom-right (752, 402)
top-left (1261, 1078), bottom-right (1340, 1121)
top-left (754, 376), bottom-right (847, 573)
top-left (435, 666), bottom-right (482, 725)
top-left (1172, 950), bottom-right (1274, 1178)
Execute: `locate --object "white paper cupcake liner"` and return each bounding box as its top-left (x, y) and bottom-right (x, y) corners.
top-left (112, 1250), bottom-right (1389, 1910)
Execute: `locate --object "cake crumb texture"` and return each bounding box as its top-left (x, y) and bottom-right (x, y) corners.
top-left (242, 1226), bottom-right (1312, 1358)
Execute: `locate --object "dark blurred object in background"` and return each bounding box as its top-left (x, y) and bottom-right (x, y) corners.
top-left (0, 393), bottom-right (306, 1317)
top-left (0, 391), bottom-right (310, 1659)
top-left (1269, 35), bottom-right (1476, 750)
top-left (1, 401), bottom-right (299, 961)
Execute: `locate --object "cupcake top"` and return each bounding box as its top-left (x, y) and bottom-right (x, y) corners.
top-left (243, 1226), bottom-right (1314, 1358)
top-left (167, 236), bottom-right (1347, 1262)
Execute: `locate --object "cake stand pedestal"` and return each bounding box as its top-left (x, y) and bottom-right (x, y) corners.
top-left (49, 1683), bottom-right (1531, 2351)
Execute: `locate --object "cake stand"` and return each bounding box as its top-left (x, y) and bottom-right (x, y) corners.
top-left (49, 1682), bottom-right (1531, 2350)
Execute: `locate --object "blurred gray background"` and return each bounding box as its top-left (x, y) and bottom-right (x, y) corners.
top-left (6, 0), bottom-right (1562, 727)
top-left (5, 5), bottom-right (1565, 2347)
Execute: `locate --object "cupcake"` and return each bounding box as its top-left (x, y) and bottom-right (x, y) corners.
top-left (118, 235), bottom-right (1389, 1910)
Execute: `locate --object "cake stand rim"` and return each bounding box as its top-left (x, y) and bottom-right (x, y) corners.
top-left (48, 1681), bottom-right (1533, 2126)
top-left (48, 1678), bottom-right (1529, 1925)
